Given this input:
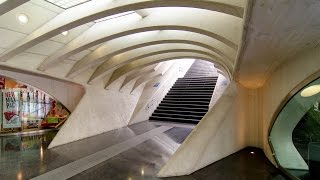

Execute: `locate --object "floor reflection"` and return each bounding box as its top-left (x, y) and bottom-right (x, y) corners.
top-left (0, 122), bottom-right (285, 180)
top-left (70, 127), bottom-right (193, 180)
top-left (0, 130), bottom-right (57, 179)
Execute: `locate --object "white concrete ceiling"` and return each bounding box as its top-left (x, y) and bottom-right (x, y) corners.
top-left (0, 0), bottom-right (251, 88)
top-left (235, 0), bottom-right (320, 88)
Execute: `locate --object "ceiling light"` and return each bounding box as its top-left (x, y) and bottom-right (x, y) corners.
top-left (300, 85), bottom-right (320, 97)
top-left (250, 151), bottom-right (255, 154)
top-left (17, 13), bottom-right (29, 24)
top-left (94, 11), bottom-right (137, 23)
top-left (61, 31), bottom-right (69, 36)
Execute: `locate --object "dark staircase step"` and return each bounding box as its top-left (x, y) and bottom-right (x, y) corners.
top-left (148, 60), bottom-right (218, 125)
top-left (176, 79), bottom-right (217, 83)
top-left (179, 77), bottom-right (217, 80)
top-left (151, 112), bottom-right (203, 120)
top-left (161, 100), bottom-right (209, 105)
top-left (154, 109), bottom-right (207, 116)
top-left (165, 94), bottom-right (212, 97)
top-left (174, 82), bottom-right (216, 85)
top-left (170, 87), bottom-right (215, 91)
top-left (163, 97), bottom-right (211, 102)
top-left (166, 92), bottom-right (214, 96)
top-left (158, 103), bottom-right (208, 109)
top-left (149, 116), bottom-right (200, 124)
top-left (157, 106), bottom-right (208, 112)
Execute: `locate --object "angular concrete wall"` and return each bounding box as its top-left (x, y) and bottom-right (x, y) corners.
top-left (158, 82), bottom-right (253, 177)
top-left (157, 46), bottom-right (320, 177)
top-left (209, 74), bottom-right (229, 108)
top-left (49, 77), bottom-right (144, 148)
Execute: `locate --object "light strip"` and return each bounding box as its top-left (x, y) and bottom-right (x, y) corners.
top-left (301, 85), bottom-right (320, 97)
top-left (94, 11), bottom-right (137, 23)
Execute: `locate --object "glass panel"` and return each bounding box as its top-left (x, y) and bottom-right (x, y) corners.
top-left (270, 77), bottom-right (320, 179)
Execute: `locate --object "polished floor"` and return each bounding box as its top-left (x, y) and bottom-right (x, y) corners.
top-left (0, 121), bottom-right (287, 180)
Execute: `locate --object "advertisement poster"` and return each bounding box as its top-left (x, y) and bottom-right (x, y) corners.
top-left (3, 89), bottom-right (21, 128)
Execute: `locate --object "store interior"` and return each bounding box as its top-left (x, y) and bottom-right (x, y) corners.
top-left (0, 76), bottom-right (70, 135)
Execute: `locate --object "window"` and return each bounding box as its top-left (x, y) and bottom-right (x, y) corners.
top-left (269, 77), bottom-right (320, 179)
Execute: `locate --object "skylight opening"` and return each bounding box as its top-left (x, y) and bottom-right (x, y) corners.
top-left (0, 0), bottom-right (7, 5)
top-left (45, 0), bottom-right (92, 9)
top-left (94, 11), bottom-right (137, 23)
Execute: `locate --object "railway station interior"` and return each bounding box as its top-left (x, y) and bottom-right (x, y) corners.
top-left (0, 0), bottom-right (319, 179)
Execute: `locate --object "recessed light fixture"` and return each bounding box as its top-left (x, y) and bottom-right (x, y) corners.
top-left (301, 85), bottom-right (320, 97)
top-left (61, 31), bottom-right (69, 36)
top-left (17, 13), bottom-right (29, 24)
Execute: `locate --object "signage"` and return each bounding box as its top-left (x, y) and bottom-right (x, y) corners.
top-left (153, 82), bottom-right (160, 87)
top-left (2, 89), bottom-right (21, 128)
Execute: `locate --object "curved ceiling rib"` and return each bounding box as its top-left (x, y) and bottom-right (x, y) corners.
top-left (120, 63), bottom-right (169, 90)
top-left (36, 9), bottom-right (241, 71)
top-left (88, 46), bottom-right (228, 83)
top-left (120, 65), bottom-right (158, 89)
top-left (0, 0), bottom-right (243, 62)
top-left (103, 52), bottom-right (231, 88)
top-left (129, 62), bottom-right (173, 92)
top-left (67, 30), bottom-right (235, 78)
top-left (131, 74), bottom-right (162, 92)
top-left (0, 0), bottom-right (29, 16)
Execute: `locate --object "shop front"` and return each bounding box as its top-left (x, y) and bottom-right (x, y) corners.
top-left (0, 76), bottom-right (70, 135)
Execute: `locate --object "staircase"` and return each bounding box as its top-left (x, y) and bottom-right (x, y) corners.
top-left (149, 60), bottom-right (218, 124)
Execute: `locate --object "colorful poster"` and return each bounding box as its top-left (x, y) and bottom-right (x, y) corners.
top-left (2, 89), bottom-right (21, 128)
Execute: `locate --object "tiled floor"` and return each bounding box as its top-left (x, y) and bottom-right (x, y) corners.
top-left (0, 122), bottom-right (159, 179)
top-left (166, 147), bottom-right (288, 180)
top-left (0, 122), bottom-right (288, 180)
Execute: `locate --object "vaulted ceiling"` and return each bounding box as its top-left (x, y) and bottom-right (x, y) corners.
top-left (0, 0), bottom-right (246, 88)
top-left (1, 0), bottom-right (316, 90)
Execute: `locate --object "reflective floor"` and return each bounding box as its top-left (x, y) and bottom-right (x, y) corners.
top-left (0, 130), bottom-right (58, 180)
top-left (0, 122), bottom-right (287, 180)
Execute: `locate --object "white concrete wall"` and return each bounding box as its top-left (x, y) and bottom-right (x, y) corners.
top-left (209, 74), bottom-right (229, 108)
top-left (158, 46), bottom-right (320, 177)
top-left (49, 76), bottom-right (144, 148)
top-left (0, 67), bottom-right (84, 111)
top-left (158, 82), bottom-right (250, 177)
top-left (129, 59), bottom-right (194, 124)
